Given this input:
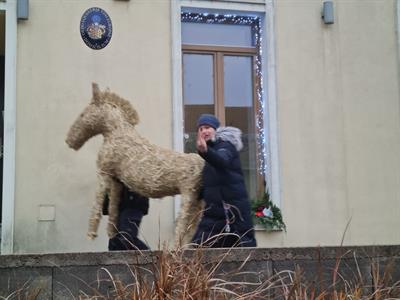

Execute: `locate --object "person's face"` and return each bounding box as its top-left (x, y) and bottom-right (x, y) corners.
top-left (198, 125), bottom-right (216, 142)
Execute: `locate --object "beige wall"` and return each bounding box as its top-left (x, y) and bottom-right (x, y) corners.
top-left (10, 0), bottom-right (400, 253)
top-left (256, 0), bottom-right (400, 247)
top-left (14, 0), bottom-right (173, 253)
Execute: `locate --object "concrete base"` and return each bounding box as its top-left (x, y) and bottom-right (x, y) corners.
top-left (1, 245), bottom-right (399, 299)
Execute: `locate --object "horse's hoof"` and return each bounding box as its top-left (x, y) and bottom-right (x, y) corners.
top-left (87, 232), bottom-right (97, 240)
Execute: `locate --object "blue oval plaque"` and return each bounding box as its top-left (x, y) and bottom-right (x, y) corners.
top-left (80, 7), bottom-right (112, 50)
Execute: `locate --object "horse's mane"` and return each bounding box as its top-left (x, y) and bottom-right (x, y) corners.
top-left (101, 90), bottom-right (139, 126)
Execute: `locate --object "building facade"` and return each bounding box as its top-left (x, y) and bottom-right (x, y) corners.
top-left (1, 0), bottom-right (399, 254)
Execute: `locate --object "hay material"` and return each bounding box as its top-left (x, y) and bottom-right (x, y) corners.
top-left (66, 83), bottom-right (204, 246)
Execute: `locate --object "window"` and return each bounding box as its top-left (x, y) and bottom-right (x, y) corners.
top-left (181, 12), bottom-right (265, 199)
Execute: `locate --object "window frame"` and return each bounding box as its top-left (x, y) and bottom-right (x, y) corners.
top-left (0, 0), bottom-right (17, 255)
top-left (171, 0), bottom-right (281, 218)
top-left (182, 45), bottom-right (265, 197)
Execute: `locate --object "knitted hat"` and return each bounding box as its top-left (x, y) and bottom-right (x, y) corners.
top-left (197, 114), bottom-right (220, 129)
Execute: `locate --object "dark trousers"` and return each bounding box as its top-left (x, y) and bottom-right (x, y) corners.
top-left (193, 232), bottom-right (256, 248)
top-left (108, 208), bottom-right (149, 251)
top-left (192, 221), bottom-right (257, 248)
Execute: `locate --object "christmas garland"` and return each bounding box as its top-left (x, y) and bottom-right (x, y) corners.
top-left (252, 190), bottom-right (286, 231)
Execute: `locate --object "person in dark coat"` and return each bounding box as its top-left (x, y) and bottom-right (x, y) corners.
top-left (192, 114), bottom-right (257, 248)
top-left (103, 183), bottom-right (150, 251)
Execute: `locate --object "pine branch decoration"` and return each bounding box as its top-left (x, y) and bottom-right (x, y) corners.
top-left (252, 190), bottom-right (286, 231)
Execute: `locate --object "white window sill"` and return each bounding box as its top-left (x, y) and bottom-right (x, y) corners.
top-left (254, 224), bottom-right (284, 232)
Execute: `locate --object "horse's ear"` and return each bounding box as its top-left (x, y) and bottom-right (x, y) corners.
top-left (92, 82), bottom-right (101, 103)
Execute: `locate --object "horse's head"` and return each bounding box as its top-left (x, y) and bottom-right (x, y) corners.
top-left (66, 83), bottom-right (140, 150)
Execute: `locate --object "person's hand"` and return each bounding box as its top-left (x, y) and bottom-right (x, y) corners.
top-left (196, 130), bottom-right (208, 153)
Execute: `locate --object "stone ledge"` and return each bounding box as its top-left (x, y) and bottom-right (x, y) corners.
top-left (1, 245), bottom-right (399, 268)
top-left (0, 245), bottom-right (399, 299)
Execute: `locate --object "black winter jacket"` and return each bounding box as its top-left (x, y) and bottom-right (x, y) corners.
top-left (192, 127), bottom-right (256, 247)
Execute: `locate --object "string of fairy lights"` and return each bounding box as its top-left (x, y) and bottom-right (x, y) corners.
top-left (181, 12), bottom-right (267, 176)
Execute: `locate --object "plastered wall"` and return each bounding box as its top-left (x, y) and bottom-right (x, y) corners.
top-left (256, 0), bottom-right (400, 247)
top-left (10, 0), bottom-right (400, 253)
top-left (14, 0), bottom-right (174, 253)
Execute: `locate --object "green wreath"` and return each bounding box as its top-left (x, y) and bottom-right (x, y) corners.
top-left (252, 190), bottom-right (286, 231)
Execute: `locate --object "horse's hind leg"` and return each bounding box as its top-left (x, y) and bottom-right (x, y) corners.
top-left (87, 173), bottom-right (111, 239)
top-left (175, 190), bottom-right (203, 247)
top-left (107, 179), bottom-right (123, 238)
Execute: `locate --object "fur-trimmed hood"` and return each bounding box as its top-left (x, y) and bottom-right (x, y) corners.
top-left (215, 126), bottom-right (243, 151)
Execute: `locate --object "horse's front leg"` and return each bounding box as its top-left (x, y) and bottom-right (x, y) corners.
top-left (175, 190), bottom-right (203, 247)
top-left (87, 173), bottom-right (111, 239)
top-left (107, 179), bottom-right (123, 238)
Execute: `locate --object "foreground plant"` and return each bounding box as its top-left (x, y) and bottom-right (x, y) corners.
top-left (4, 245), bottom-right (400, 299)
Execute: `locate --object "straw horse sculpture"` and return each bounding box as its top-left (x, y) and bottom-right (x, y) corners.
top-left (66, 83), bottom-right (204, 245)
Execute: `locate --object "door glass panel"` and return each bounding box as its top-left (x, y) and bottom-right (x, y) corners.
top-left (183, 53), bottom-right (214, 153)
top-left (224, 55), bottom-right (257, 199)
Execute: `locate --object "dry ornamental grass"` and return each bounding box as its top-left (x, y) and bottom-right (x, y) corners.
top-left (4, 244), bottom-right (400, 299)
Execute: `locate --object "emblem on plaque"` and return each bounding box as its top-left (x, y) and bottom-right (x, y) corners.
top-left (80, 7), bottom-right (112, 50)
